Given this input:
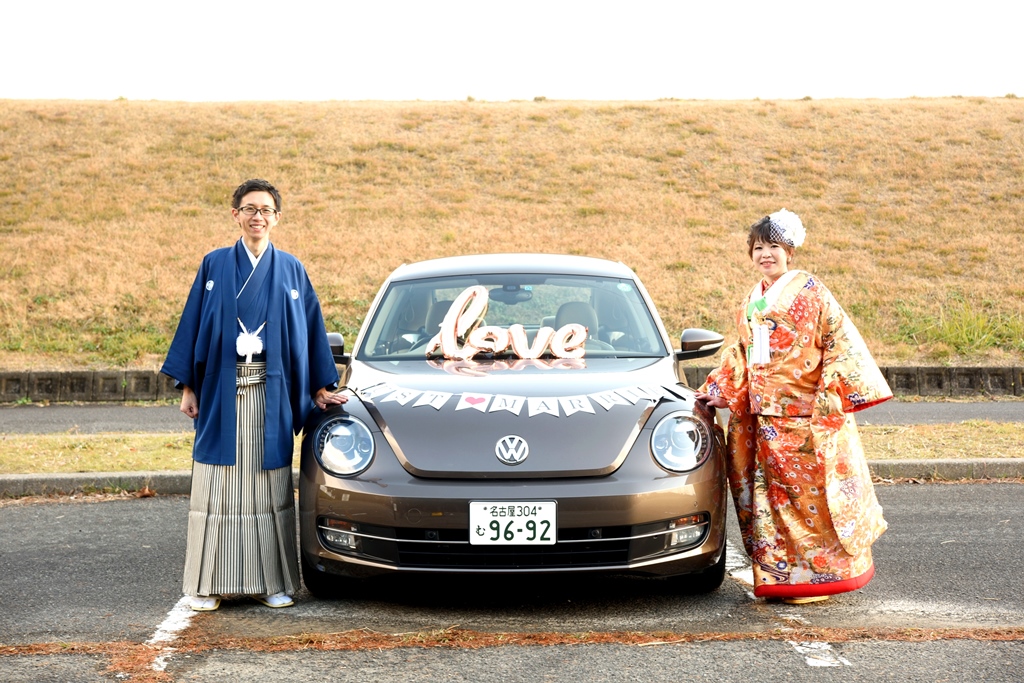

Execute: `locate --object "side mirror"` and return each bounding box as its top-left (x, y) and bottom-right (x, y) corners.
top-left (674, 328), bottom-right (724, 360)
top-left (327, 332), bottom-right (350, 365)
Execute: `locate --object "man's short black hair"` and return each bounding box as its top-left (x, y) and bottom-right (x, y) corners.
top-left (232, 178), bottom-right (281, 212)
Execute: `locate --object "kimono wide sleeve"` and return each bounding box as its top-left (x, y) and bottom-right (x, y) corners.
top-left (811, 281), bottom-right (890, 556)
top-left (303, 268), bottom-right (340, 397)
top-left (160, 259), bottom-right (209, 392)
top-left (160, 248), bottom-right (239, 467)
top-left (284, 264), bottom-right (340, 439)
top-left (814, 283), bottom-right (892, 416)
top-left (160, 251), bottom-right (233, 406)
top-left (700, 339), bottom-right (749, 416)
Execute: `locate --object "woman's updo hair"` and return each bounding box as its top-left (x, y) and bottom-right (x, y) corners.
top-left (746, 208), bottom-right (805, 258)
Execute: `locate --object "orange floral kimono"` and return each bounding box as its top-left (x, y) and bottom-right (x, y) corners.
top-left (702, 270), bottom-right (891, 598)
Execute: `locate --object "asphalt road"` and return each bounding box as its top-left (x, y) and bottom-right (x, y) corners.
top-left (1, 483), bottom-right (1022, 681)
top-left (1, 399), bottom-right (1022, 435)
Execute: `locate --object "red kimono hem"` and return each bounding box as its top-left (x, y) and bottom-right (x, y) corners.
top-left (847, 396), bottom-right (892, 414)
top-left (754, 564), bottom-right (875, 599)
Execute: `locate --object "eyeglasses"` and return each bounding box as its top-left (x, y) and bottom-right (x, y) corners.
top-left (238, 206), bottom-right (278, 217)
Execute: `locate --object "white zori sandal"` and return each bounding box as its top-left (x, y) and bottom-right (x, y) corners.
top-left (254, 592), bottom-right (294, 608)
top-left (782, 595), bottom-right (830, 605)
top-left (189, 596), bottom-right (221, 611)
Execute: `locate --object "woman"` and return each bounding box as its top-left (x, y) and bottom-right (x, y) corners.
top-left (162, 179), bottom-right (346, 611)
top-left (695, 209), bottom-right (891, 604)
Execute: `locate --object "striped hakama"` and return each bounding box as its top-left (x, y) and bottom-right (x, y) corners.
top-left (182, 362), bottom-right (300, 597)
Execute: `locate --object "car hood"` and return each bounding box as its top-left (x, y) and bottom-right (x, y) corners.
top-left (348, 357), bottom-right (695, 479)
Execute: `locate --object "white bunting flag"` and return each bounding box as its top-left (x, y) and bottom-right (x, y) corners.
top-left (456, 393), bottom-right (493, 412)
top-left (638, 385), bottom-right (673, 401)
top-left (589, 389), bottom-right (632, 411)
top-left (380, 388), bottom-right (421, 405)
top-left (527, 397), bottom-right (560, 417)
top-left (660, 384), bottom-right (689, 401)
top-left (559, 395), bottom-right (595, 416)
top-left (356, 383), bottom-right (669, 417)
top-left (412, 391), bottom-right (453, 410)
top-left (615, 386), bottom-right (657, 404)
top-left (489, 395), bottom-right (526, 415)
top-left (358, 383), bottom-right (398, 400)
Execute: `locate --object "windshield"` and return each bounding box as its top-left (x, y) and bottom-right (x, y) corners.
top-left (357, 273), bottom-right (668, 361)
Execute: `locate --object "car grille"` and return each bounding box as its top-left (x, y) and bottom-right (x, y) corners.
top-left (319, 519), bottom-right (708, 570)
top-left (397, 536), bottom-right (631, 569)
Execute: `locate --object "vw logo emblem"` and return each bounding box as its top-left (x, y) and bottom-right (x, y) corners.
top-left (495, 435), bottom-right (529, 466)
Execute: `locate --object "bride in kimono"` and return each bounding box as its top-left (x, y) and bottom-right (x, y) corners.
top-left (696, 209), bottom-right (891, 604)
top-left (162, 179), bottom-right (346, 611)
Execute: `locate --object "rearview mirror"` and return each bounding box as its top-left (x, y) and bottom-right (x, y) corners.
top-left (488, 286), bottom-right (533, 305)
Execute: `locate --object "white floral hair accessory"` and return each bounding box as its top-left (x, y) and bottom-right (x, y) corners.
top-left (766, 208), bottom-right (805, 248)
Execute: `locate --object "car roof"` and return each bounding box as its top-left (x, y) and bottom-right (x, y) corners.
top-left (387, 253), bottom-right (637, 282)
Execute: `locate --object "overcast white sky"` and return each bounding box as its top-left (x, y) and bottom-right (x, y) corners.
top-left (3, 1), bottom-right (1022, 102)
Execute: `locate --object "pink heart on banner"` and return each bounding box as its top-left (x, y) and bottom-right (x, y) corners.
top-left (465, 396), bottom-right (486, 405)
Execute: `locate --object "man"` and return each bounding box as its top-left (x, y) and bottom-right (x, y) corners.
top-left (162, 178), bottom-right (346, 611)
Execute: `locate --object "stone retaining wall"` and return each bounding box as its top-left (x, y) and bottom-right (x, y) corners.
top-left (0, 368), bottom-right (1021, 402)
top-left (682, 367), bottom-right (1023, 397)
top-left (0, 371), bottom-right (178, 403)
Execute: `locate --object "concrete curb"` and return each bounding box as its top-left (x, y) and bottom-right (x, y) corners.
top-left (2, 462), bottom-right (1021, 498)
top-left (0, 471), bottom-right (194, 498)
top-left (868, 459), bottom-right (1024, 481)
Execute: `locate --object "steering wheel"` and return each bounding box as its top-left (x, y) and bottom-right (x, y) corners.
top-left (584, 338), bottom-right (615, 351)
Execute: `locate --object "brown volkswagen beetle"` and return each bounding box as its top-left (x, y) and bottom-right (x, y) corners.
top-left (299, 253), bottom-right (727, 596)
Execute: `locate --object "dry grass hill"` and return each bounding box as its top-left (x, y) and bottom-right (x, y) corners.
top-left (1, 97), bottom-right (1022, 370)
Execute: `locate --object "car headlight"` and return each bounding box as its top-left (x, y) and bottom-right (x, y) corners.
top-left (650, 412), bottom-right (712, 473)
top-left (314, 416), bottom-right (375, 477)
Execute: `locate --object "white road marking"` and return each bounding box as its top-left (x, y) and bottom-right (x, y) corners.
top-left (145, 596), bottom-right (195, 672)
top-left (776, 609), bottom-right (810, 625)
top-left (726, 540), bottom-right (851, 667)
top-left (725, 540), bottom-right (754, 587)
top-left (787, 641), bottom-right (852, 667)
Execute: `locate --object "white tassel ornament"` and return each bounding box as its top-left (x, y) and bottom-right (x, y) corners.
top-left (236, 320), bottom-right (266, 363)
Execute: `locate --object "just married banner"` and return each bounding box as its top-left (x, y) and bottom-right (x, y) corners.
top-left (355, 383), bottom-right (686, 419)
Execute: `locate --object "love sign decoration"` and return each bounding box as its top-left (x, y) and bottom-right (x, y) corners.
top-left (425, 286), bottom-right (588, 360)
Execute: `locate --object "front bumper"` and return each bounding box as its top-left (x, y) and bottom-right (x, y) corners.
top-left (299, 433), bottom-right (727, 579)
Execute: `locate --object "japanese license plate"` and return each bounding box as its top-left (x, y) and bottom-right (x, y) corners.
top-left (469, 501), bottom-right (556, 545)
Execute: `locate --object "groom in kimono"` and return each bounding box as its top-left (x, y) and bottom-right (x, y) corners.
top-left (162, 178), bottom-right (346, 611)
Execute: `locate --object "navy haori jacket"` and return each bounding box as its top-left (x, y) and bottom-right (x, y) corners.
top-left (161, 241), bottom-right (339, 470)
